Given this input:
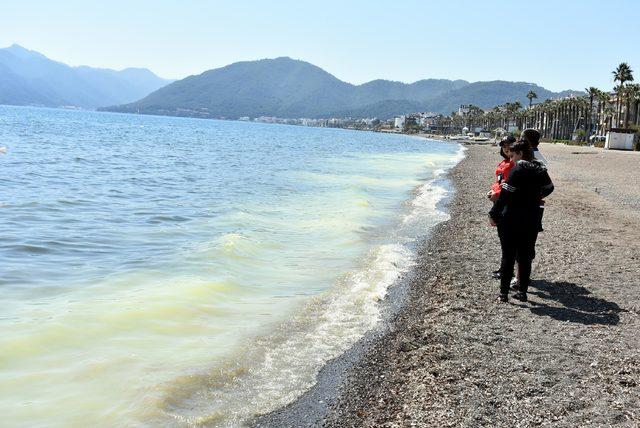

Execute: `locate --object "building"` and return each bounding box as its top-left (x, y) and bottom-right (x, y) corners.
top-left (457, 105), bottom-right (471, 116)
top-left (418, 112), bottom-right (439, 127)
top-left (605, 129), bottom-right (636, 150)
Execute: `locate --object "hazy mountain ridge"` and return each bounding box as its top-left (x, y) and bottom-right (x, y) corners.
top-left (104, 57), bottom-right (580, 119)
top-left (0, 44), bottom-right (173, 108)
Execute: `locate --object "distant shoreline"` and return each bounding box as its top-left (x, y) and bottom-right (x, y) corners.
top-left (1, 104), bottom-right (457, 140)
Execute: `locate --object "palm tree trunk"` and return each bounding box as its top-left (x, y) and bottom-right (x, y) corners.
top-left (586, 98), bottom-right (593, 140)
top-left (624, 98), bottom-right (631, 128)
top-left (616, 92), bottom-right (623, 129)
top-left (544, 111), bottom-right (549, 138)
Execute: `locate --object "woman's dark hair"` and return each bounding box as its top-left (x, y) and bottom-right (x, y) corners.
top-left (509, 140), bottom-right (535, 161)
top-left (521, 128), bottom-right (541, 147)
top-left (499, 136), bottom-right (516, 160)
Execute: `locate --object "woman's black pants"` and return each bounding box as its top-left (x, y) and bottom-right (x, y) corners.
top-left (497, 223), bottom-right (539, 294)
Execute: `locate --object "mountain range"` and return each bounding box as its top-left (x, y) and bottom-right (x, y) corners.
top-left (1, 46), bottom-right (580, 118)
top-left (103, 57), bottom-right (581, 119)
top-left (0, 44), bottom-right (173, 108)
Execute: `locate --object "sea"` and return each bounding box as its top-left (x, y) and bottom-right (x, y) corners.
top-left (0, 105), bottom-right (463, 427)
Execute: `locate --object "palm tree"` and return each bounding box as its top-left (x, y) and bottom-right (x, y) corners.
top-left (503, 102), bottom-right (522, 131)
top-left (604, 105), bottom-right (616, 130)
top-left (541, 99), bottom-right (554, 138)
top-left (612, 62), bottom-right (634, 127)
top-left (596, 90), bottom-right (610, 134)
top-left (526, 90), bottom-right (538, 108)
top-left (623, 83), bottom-right (640, 128)
top-left (585, 87), bottom-right (599, 140)
top-left (574, 97), bottom-right (589, 139)
top-left (465, 105), bottom-right (484, 130)
top-left (625, 83), bottom-right (640, 126)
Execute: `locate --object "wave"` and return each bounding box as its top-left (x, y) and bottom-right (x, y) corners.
top-left (154, 144), bottom-right (466, 426)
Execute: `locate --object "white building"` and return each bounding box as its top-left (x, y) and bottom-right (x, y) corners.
top-left (457, 105), bottom-right (470, 116)
top-left (418, 112), bottom-right (439, 127)
top-left (605, 130), bottom-right (635, 150)
top-left (394, 116), bottom-right (406, 128)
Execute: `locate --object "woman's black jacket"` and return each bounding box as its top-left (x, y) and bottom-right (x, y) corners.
top-left (489, 159), bottom-right (554, 227)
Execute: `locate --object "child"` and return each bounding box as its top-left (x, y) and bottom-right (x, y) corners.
top-left (488, 136), bottom-right (515, 279)
top-left (487, 136), bottom-right (516, 203)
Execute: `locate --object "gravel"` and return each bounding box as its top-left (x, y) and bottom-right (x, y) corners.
top-left (255, 143), bottom-right (640, 427)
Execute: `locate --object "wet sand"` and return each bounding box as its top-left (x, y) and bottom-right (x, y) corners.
top-left (255, 143), bottom-right (640, 427)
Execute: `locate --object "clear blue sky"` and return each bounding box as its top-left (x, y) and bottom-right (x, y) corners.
top-left (2, 0), bottom-right (639, 91)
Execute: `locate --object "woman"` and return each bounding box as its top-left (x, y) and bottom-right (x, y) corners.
top-left (488, 136), bottom-right (516, 279)
top-left (489, 139), bottom-right (554, 302)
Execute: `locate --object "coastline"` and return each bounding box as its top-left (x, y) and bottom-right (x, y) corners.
top-left (252, 136), bottom-right (462, 427)
top-left (255, 143), bottom-right (640, 427)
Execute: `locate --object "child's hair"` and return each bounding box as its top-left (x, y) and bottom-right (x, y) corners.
top-left (499, 136), bottom-right (516, 160)
top-left (521, 128), bottom-right (541, 147)
top-left (509, 140), bottom-right (535, 161)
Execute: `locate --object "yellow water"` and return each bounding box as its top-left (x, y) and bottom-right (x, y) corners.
top-left (0, 107), bottom-right (464, 426)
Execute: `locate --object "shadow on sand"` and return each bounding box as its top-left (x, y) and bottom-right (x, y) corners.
top-left (527, 280), bottom-right (623, 326)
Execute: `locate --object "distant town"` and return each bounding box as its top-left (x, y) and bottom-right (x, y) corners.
top-left (243, 63), bottom-right (640, 152)
top-left (241, 110), bottom-right (461, 133)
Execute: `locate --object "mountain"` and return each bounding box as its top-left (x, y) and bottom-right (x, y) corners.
top-left (0, 44), bottom-right (173, 108)
top-left (103, 57), bottom-right (580, 119)
top-left (104, 57), bottom-right (354, 118)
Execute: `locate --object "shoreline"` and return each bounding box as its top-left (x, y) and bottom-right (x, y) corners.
top-left (252, 140), bottom-right (464, 427)
top-left (255, 143), bottom-right (640, 427)
top-left (252, 138), bottom-right (462, 427)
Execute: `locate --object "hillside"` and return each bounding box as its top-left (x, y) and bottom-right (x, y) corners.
top-left (0, 44), bottom-right (173, 108)
top-left (103, 57), bottom-right (580, 119)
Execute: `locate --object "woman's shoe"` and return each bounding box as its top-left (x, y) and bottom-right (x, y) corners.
top-left (512, 292), bottom-right (528, 302)
top-left (498, 293), bottom-right (509, 303)
top-left (492, 270), bottom-right (501, 279)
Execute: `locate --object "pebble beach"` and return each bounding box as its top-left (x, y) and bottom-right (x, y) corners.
top-left (257, 142), bottom-right (640, 427)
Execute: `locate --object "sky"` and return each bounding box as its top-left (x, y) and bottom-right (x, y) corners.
top-left (1, 0), bottom-right (639, 92)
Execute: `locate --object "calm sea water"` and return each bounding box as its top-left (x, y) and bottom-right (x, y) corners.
top-left (0, 106), bottom-right (463, 427)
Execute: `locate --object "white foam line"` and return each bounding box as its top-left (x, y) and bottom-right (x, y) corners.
top-left (163, 145), bottom-right (467, 427)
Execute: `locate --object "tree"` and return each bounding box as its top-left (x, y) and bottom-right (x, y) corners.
top-left (526, 90), bottom-right (538, 108)
top-left (431, 61), bottom-right (640, 141)
top-left (622, 83), bottom-right (640, 126)
top-left (465, 105), bottom-right (484, 130)
top-left (612, 62), bottom-right (634, 127)
top-left (585, 87), bottom-right (599, 140)
top-left (623, 83), bottom-right (640, 128)
top-left (596, 90), bottom-right (610, 134)
top-left (502, 102), bottom-right (521, 131)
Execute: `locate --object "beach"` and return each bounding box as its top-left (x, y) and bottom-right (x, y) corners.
top-left (257, 143), bottom-right (640, 427)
